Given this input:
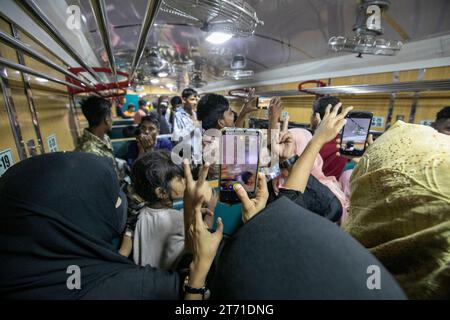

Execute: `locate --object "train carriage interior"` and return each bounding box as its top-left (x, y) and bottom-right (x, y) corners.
top-left (0, 0), bottom-right (449, 302)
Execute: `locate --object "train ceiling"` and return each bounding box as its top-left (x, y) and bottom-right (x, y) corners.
top-left (2, 0), bottom-right (450, 92)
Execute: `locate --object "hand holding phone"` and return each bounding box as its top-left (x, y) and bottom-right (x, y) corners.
top-left (339, 111), bottom-right (373, 157)
top-left (219, 128), bottom-right (262, 204)
top-left (233, 172), bottom-right (268, 222)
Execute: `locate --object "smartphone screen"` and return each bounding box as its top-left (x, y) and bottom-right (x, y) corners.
top-left (257, 97), bottom-right (271, 109)
top-left (340, 112), bottom-right (373, 156)
top-left (220, 129), bottom-right (261, 203)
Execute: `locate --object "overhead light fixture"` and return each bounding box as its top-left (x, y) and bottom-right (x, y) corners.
top-left (205, 31), bottom-right (233, 45)
top-left (150, 78), bottom-right (160, 84)
top-left (328, 0), bottom-right (402, 57)
top-left (158, 72), bottom-right (168, 78)
top-left (35, 77), bottom-right (48, 83)
top-left (166, 83), bottom-right (175, 89)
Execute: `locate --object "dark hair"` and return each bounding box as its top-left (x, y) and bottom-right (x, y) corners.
top-left (313, 96), bottom-right (341, 119)
top-left (138, 99), bottom-right (146, 108)
top-left (157, 96), bottom-right (169, 107)
top-left (141, 115), bottom-right (160, 128)
top-left (241, 171), bottom-right (254, 184)
top-left (232, 110), bottom-right (238, 123)
top-left (127, 104), bottom-right (135, 110)
top-left (170, 96), bottom-right (182, 108)
top-left (197, 93), bottom-right (230, 130)
top-left (182, 88), bottom-right (198, 100)
top-left (436, 106), bottom-right (450, 121)
top-left (132, 150), bottom-right (184, 205)
top-left (80, 96), bottom-right (111, 127)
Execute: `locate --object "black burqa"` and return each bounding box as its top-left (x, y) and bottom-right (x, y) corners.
top-left (211, 197), bottom-right (407, 299)
top-left (0, 152), bottom-right (180, 299)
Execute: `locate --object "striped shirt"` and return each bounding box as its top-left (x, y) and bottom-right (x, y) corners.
top-left (172, 108), bottom-right (196, 141)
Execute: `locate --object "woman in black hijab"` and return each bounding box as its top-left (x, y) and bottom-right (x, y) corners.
top-left (0, 152), bottom-right (221, 300)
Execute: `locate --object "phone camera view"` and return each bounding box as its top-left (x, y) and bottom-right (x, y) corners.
top-left (220, 132), bottom-right (259, 194)
top-left (341, 117), bottom-right (371, 152)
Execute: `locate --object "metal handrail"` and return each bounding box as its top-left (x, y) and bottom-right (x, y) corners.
top-left (90, 0), bottom-right (117, 82)
top-left (129, 0), bottom-right (163, 83)
top-left (0, 57), bottom-right (85, 90)
top-left (0, 30), bottom-right (93, 88)
top-left (15, 0), bottom-right (102, 83)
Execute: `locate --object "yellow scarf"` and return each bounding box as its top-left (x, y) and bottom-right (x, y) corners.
top-left (344, 121), bottom-right (450, 299)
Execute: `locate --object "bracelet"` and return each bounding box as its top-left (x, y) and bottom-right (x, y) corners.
top-left (279, 154), bottom-right (300, 170)
top-left (183, 276), bottom-right (211, 300)
top-left (125, 230), bottom-right (134, 238)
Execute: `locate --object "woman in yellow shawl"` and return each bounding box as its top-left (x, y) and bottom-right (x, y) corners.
top-left (343, 121), bottom-right (450, 299)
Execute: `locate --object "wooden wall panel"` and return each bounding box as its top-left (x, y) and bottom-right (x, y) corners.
top-left (32, 90), bottom-right (75, 151)
top-left (8, 84), bottom-right (41, 156)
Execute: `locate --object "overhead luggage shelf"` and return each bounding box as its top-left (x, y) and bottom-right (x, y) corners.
top-left (257, 79), bottom-right (450, 97)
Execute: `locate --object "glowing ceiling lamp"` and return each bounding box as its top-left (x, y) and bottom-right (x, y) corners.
top-left (205, 31), bottom-right (233, 45)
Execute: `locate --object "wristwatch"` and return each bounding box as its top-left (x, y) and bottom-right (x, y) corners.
top-left (279, 154), bottom-right (300, 170)
top-left (183, 276), bottom-right (211, 300)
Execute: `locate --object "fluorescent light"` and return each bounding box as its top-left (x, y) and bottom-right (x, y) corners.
top-left (150, 78), bottom-right (160, 84)
top-left (36, 77), bottom-right (48, 83)
top-left (206, 32), bottom-right (232, 45)
top-left (166, 83), bottom-right (175, 89)
top-left (158, 72), bottom-right (168, 78)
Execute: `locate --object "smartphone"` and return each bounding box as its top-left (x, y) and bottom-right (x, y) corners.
top-left (256, 97), bottom-right (271, 109)
top-left (339, 111), bottom-right (373, 157)
top-left (219, 128), bottom-right (262, 203)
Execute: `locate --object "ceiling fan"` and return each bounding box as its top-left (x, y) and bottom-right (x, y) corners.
top-left (160, 0), bottom-right (264, 43)
top-left (328, 0), bottom-right (402, 56)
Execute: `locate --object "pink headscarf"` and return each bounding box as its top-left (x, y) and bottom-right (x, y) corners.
top-left (274, 128), bottom-right (349, 223)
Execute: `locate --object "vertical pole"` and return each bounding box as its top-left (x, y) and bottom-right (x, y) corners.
top-left (10, 23), bottom-right (45, 154)
top-left (0, 66), bottom-right (27, 160)
top-left (385, 71), bottom-right (399, 130)
top-left (409, 69), bottom-right (426, 123)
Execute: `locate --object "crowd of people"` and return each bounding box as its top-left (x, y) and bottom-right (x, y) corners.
top-left (0, 86), bottom-right (449, 300)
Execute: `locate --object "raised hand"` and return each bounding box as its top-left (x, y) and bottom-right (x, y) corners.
top-left (233, 173), bottom-right (269, 223)
top-left (312, 103), bottom-right (353, 146)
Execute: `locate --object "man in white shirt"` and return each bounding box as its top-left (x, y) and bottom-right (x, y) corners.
top-left (173, 88), bottom-right (199, 141)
